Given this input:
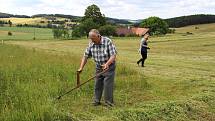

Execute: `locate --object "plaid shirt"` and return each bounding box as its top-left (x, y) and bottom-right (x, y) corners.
top-left (84, 36), bottom-right (117, 65)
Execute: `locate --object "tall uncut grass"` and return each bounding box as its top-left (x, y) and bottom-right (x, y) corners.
top-left (0, 44), bottom-right (149, 120)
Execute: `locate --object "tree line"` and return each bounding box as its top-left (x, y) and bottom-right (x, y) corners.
top-left (52, 4), bottom-right (172, 39)
top-left (0, 12), bottom-right (30, 18)
top-left (1, 9), bottom-right (215, 39)
top-left (165, 14), bottom-right (215, 28)
top-left (0, 20), bottom-right (12, 27)
top-left (52, 4), bottom-right (117, 39)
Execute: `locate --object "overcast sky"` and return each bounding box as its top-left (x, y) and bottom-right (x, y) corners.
top-left (0, 0), bottom-right (214, 19)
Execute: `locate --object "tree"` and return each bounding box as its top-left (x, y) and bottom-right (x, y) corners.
top-left (82, 18), bottom-right (99, 35)
top-left (8, 20), bottom-right (12, 27)
top-left (99, 25), bottom-right (116, 36)
top-left (62, 29), bottom-right (70, 39)
top-left (165, 14), bottom-right (215, 28)
top-left (73, 18), bottom-right (99, 37)
top-left (8, 31), bottom-right (12, 36)
top-left (72, 27), bottom-right (82, 38)
top-left (53, 29), bottom-right (62, 38)
top-left (140, 17), bottom-right (169, 35)
top-left (72, 4), bottom-right (107, 38)
top-left (82, 4), bottom-right (106, 26)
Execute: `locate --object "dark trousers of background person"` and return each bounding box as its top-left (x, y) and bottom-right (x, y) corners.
top-left (137, 50), bottom-right (147, 67)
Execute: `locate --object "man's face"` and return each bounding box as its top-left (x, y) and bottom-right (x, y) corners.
top-left (89, 33), bottom-right (100, 44)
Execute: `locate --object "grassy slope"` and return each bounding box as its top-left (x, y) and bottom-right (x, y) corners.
top-left (1, 23), bottom-right (215, 120)
top-left (0, 17), bottom-right (77, 28)
top-left (0, 17), bottom-right (46, 25)
top-left (0, 27), bottom-right (53, 40)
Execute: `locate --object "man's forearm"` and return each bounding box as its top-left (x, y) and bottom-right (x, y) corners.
top-left (79, 56), bottom-right (88, 70)
top-left (106, 55), bottom-right (116, 66)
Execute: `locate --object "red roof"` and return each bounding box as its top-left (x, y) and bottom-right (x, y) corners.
top-left (132, 28), bottom-right (149, 36)
top-left (116, 27), bottom-right (149, 36)
top-left (116, 28), bottom-right (133, 36)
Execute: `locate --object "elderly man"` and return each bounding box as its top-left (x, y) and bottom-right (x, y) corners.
top-left (78, 29), bottom-right (117, 106)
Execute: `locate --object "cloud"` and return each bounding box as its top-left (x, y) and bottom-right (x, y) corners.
top-left (0, 0), bottom-right (214, 19)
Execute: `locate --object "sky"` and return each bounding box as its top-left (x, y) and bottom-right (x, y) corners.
top-left (0, 0), bottom-right (214, 20)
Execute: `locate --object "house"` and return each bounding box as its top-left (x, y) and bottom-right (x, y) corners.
top-left (131, 28), bottom-right (149, 36)
top-left (115, 27), bottom-right (133, 36)
top-left (116, 27), bottom-right (149, 36)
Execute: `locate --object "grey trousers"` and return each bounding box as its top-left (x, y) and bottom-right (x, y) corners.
top-left (94, 63), bottom-right (116, 104)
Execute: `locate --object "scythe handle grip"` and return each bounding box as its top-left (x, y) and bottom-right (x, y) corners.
top-left (77, 71), bottom-right (81, 86)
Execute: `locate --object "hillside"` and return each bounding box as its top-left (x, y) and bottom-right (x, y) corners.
top-left (0, 12), bottom-right (30, 18)
top-left (175, 23), bottom-right (215, 34)
top-left (0, 12), bottom-right (132, 25)
top-left (0, 17), bottom-right (47, 25)
top-left (165, 14), bottom-right (215, 28)
top-left (1, 12), bottom-right (215, 28)
top-left (32, 14), bottom-right (131, 24)
top-left (132, 14), bottom-right (215, 28)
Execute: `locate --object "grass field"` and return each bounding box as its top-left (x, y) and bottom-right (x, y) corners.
top-left (0, 27), bottom-right (53, 40)
top-left (0, 17), bottom-right (77, 29)
top-left (0, 17), bottom-right (47, 25)
top-left (0, 23), bottom-right (215, 120)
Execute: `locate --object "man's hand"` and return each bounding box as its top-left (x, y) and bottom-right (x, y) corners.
top-left (101, 64), bottom-right (109, 70)
top-left (77, 68), bottom-right (83, 73)
top-left (78, 57), bottom-right (88, 73)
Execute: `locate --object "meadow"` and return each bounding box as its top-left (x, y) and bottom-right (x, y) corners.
top-left (0, 27), bottom-right (53, 40)
top-left (0, 24), bottom-right (215, 120)
top-left (0, 17), bottom-right (47, 25)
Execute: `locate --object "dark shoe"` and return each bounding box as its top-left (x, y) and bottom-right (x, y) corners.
top-left (137, 61), bottom-right (139, 66)
top-left (92, 102), bottom-right (101, 106)
top-left (104, 102), bottom-right (114, 107)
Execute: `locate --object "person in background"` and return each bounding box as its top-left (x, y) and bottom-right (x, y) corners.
top-left (137, 32), bottom-right (150, 67)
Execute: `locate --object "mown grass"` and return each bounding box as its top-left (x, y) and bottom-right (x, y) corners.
top-left (1, 23), bottom-right (215, 120)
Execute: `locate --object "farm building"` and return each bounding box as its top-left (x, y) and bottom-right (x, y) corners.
top-left (116, 27), bottom-right (149, 36)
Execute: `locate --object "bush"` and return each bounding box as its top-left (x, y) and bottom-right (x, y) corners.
top-left (0, 20), bottom-right (8, 24)
top-left (16, 24), bottom-right (23, 27)
top-left (186, 32), bottom-right (193, 35)
top-left (99, 25), bottom-right (116, 36)
top-left (119, 34), bottom-right (125, 37)
top-left (167, 29), bottom-right (175, 34)
top-left (52, 28), bottom-right (70, 39)
top-left (195, 27), bottom-right (199, 29)
top-left (40, 21), bottom-right (45, 23)
top-left (8, 31), bottom-right (12, 36)
top-left (140, 16), bottom-right (169, 35)
top-left (71, 27), bottom-right (82, 38)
